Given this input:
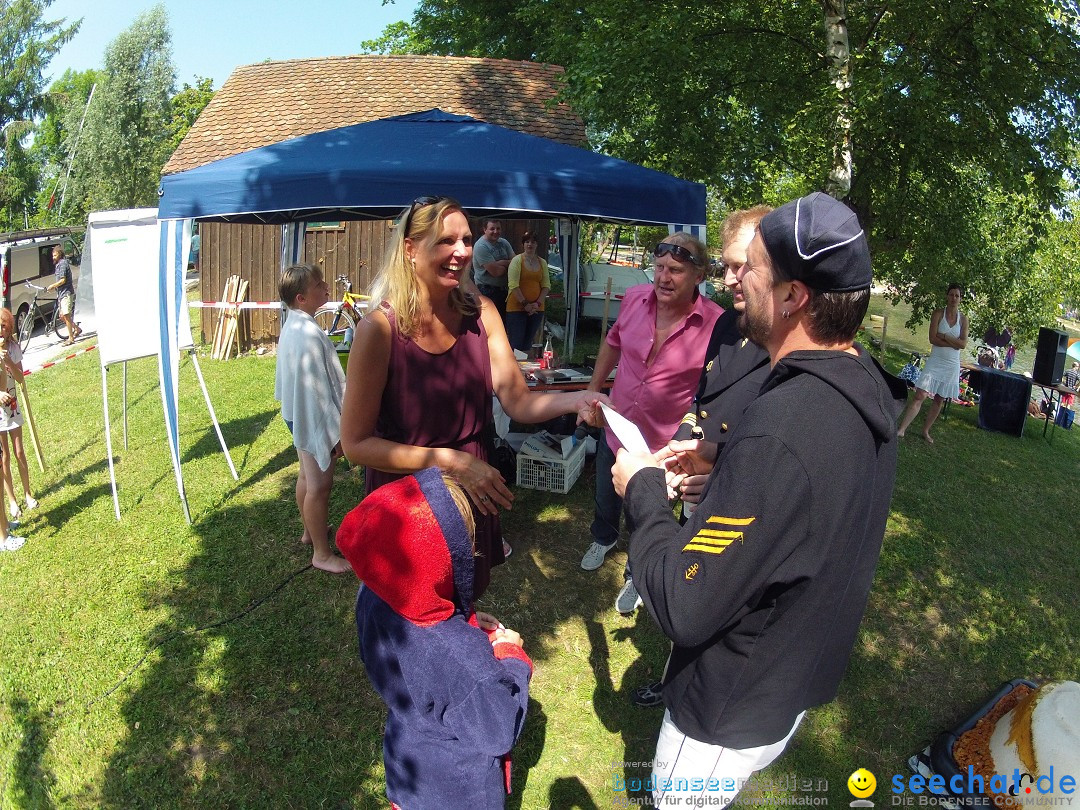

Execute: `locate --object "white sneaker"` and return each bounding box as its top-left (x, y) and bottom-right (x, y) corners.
top-left (2, 534), bottom-right (25, 551)
top-left (24, 496), bottom-right (38, 511)
top-left (8, 503), bottom-right (20, 520)
top-left (615, 578), bottom-right (643, 614)
top-left (580, 541), bottom-right (614, 571)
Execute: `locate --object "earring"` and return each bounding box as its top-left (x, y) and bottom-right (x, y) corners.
top-left (782, 310), bottom-right (790, 320)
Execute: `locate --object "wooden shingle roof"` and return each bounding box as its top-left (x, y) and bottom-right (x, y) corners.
top-left (163, 54), bottom-right (585, 174)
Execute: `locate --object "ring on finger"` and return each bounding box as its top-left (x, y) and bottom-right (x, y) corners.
top-left (480, 495), bottom-right (489, 502)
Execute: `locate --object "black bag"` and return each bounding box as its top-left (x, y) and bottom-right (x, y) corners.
top-left (492, 438), bottom-right (517, 482)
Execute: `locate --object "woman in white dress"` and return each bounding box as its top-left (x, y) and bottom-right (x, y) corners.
top-left (0, 309), bottom-right (27, 550)
top-left (897, 284), bottom-right (968, 443)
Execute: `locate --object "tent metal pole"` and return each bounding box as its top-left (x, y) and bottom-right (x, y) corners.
top-left (157, 373), bottom-right (192, 527)
top-left (162, 398), bottom-right (192, 524)
top-left (566, 221), bottom-right (581, 356)
top-left (123, 361), bottom-right (128, 449)
top-left (187, 349), bottom-right (238, 480)
top-left (102, 364), bottom-right (121, 520)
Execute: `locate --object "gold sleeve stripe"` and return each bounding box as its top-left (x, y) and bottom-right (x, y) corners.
top-left (682, 540), bottom-right (734, 552)
top-left (679, 414), bottom-right (697, 426)
top-left (685, 537), bottom-right (734, 548)
top-left (705, 516), bottom-right (756, 527)
top-left (682, 543), bottom-right (732, 555)
top-left (696, 529), bottom-right (743, 539)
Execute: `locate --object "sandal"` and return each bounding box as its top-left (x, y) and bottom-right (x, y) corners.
top-left (632, 680), bottom-right (664, 708)
top-left (1, 534), bottom-right (25, 551)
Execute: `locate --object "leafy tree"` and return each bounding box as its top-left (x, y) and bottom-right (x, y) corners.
top-left (366, 0), bottom-right (1080, 345)
top-left (0, 0), bottom-right (79, 228)
top-left (166, 76), bottom-right (214, 154)
top-left (70, 4), bottom-right (174, 213)
top-left (27, 68), bottom-right (100, 226)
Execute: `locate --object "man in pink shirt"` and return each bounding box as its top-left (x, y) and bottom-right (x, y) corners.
top-left (581, 233), bottom-right (722, 571)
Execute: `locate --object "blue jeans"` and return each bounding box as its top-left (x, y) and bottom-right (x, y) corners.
top-left (590, 433), bottom-right (622, 548)
top-left (477, 283), bottom-right (508, 321)
top-left (506, 310), bottom-right (544, 354)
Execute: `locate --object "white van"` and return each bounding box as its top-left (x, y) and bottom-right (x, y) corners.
top-left (0, 229), bottom-right (81, 336)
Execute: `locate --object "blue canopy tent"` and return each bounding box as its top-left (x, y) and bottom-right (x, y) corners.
top-left (158, 108), bottom-right (706, 352)
top-left (154, 111), bottom-right (704, 511)
top-left (158, 108), bottom-right (704, 226)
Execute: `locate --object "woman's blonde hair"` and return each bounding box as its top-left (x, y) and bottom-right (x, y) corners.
top-left (367, 197), bottom-right (478, 337)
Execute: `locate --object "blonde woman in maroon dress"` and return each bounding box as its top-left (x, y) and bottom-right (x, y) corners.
top-left (340, 197), bottom-right (605, 597)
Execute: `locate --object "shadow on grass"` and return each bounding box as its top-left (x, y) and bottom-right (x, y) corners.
top-left (507, 699), bottom-right (547, 810)
top-left (488, 459), bottom-right (670, 805)
top-left (82, 400), bottom-right (1080, 808)
top-left (97, 471), bottom-right (387, 808)
top-left (586, 614), bottom-right (664, 805)
top-left (547, 776), bottom-right (601, 809)
top-left (179, 408), bottom-right (279, 475)
top-left (33, 452), bottom-right (112, 532)
top-left (5, 695), bottom-right (57, 810)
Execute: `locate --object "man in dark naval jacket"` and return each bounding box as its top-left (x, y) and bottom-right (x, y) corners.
top-left (621, 206), bottom-right (774, 710)
top-left (613, 192), bottom-right (907, 808)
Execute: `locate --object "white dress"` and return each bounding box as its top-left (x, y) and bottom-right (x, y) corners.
top-left (916, 311), bottom-right (962, 400)
top-left (0, 342), bottom-right (24, 432)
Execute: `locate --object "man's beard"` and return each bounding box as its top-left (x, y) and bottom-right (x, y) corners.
top-left (737, 300), bottom-right (771, 347)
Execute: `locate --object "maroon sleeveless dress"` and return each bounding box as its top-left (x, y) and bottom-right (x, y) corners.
top-left (365, 306), bottom-right (504, 598)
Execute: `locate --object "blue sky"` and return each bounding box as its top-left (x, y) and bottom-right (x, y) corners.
top-left (44, 0), bottom-right (421, 89)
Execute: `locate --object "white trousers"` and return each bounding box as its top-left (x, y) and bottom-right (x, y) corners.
top-left (651, 709), bottom-right (805, 808)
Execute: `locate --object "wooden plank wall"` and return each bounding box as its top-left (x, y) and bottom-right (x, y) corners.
top-left (199, 221), bottom-right (281, 346)
top-left (198, 217), bottom-right (551, 346)
top-left (306, 220), bottom-right (395, 303)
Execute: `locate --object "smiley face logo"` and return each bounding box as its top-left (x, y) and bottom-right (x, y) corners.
top-left (848, 768), bottom-right (876, 798)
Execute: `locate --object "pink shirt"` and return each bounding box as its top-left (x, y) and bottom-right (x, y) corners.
top-left (605, 283), bottom-right (723, 452)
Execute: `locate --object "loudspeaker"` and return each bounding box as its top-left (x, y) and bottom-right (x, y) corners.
top-left (1033, 327), bottom-right (1068, 386)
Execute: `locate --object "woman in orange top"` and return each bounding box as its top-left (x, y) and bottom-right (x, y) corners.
top-left (505, 232), bottom-right (551, 353)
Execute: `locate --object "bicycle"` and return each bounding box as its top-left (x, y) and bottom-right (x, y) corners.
top-left (17, 281), bottom-right (67, 351)
top-left (314, 274), bottom-right (370, 346)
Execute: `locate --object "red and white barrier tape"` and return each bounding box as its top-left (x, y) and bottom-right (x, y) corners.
top-left (23, 343), bottom-right (97, 376)
top-left (188, 301), bottom-right (281, 310)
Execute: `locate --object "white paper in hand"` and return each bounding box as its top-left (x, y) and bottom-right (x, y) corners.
top-left (600, 403), bottom-right (650, 455)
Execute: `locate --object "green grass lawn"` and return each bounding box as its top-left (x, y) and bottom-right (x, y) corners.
top-left (1, 315), bottom-right (1077, 809)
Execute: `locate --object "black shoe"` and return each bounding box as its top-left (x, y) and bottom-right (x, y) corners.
top-left (632, 680), bottom-right (664, 708)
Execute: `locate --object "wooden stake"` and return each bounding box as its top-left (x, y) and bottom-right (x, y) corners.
top-left (18, 379), bottom-right (44, 471)
top-left (213, 275), bottom-right (240, 359)
top-left (220, 277), bottom-right (248, 360)
top-left (235, 278), bottom-right (249, 358)
top-left (211, 276), bottom-right (229, 357)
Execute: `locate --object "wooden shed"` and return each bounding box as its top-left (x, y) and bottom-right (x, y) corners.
top-left (162, 54), bottom-right (586, 345)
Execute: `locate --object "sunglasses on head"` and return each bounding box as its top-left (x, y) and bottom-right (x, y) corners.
top-left (653, 242), bottom-right (702, 266)
top-left (402, 195), bottom-right (450, 235)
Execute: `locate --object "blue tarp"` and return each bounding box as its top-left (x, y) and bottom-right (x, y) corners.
top-left (158, 109), bottom-right (705, 227)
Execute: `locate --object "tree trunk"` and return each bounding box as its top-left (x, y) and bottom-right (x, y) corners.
top-left (823, 0), bottom-right (853, 199)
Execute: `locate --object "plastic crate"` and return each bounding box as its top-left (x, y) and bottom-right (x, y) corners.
top-left (516, 438), bottom-right (586, 494)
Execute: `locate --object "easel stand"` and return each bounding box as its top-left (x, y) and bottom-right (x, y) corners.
top-left (102, 349), bottom-right (238, 522)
